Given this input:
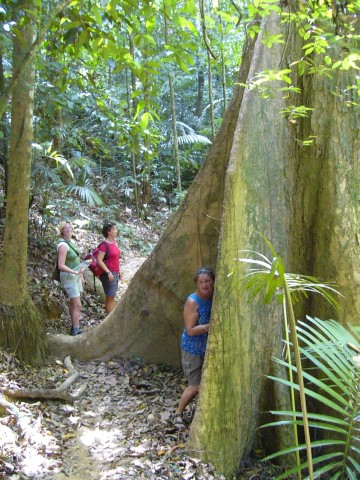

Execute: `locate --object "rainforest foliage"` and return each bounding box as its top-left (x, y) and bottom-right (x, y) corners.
top-left (0, 1), bottom-right (359, 220)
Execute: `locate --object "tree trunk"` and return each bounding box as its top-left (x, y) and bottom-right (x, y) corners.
top-left (199, 0), bottom-right (215, 140)
top-left (169, 71), bottom-right (182, 191)
top-left (128, 34), bottom-right (142, 217)
top-left (163, 1), bottom-right (181, 191)
top-left (187, 9), bottom-right (360, 477)
top-left (207, 51), bottom-right (215, 140)
top-left (0, 51), bottom-right (9, 209)
top-left (0, 0), bottom-right (72, 118)
top-left (0, 6), bottom-right (46, 364)
top-left (219, 15), bottom-right (227, 113)
top-left (53, 106), bottom-right (63, 152)
top-left (195, 66), bottom-right (205, 117)
top-left (187, 13), bottom-right (296, 473)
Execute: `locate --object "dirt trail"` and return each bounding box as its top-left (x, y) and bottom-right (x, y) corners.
top-left (116, 252), bottom-right (146, 300)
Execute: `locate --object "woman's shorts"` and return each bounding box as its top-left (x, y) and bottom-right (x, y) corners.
top-left (60, 272), bottom-right (83, 299)
top-left (181, 350), bottom-right (204, 386)
top-left (100, 271), bottom-right (119, 297)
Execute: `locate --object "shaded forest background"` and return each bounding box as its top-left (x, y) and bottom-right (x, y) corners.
top-left (1, 0), bottom-right (245, 223)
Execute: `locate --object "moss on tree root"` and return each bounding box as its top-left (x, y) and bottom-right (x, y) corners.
top-left (0, 299), bottom-right (47, 365)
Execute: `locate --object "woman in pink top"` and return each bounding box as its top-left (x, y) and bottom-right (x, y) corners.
top-left (97, 222), bottom-right (121, 314)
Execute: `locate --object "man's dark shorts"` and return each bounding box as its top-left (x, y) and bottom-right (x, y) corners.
top-left (181, 350), bottom-right (204, 386)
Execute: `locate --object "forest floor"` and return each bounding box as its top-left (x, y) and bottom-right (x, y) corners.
top-left (0, 206), bottom-right (276, 480)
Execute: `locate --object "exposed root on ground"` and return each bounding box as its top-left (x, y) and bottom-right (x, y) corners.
top-left (1, 355), bottom-right (87, 404)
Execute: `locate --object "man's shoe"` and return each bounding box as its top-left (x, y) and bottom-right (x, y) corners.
top-left (69, 326), bottom-right (82, 336)
top-left (173, 413), bottom-right (186, 430)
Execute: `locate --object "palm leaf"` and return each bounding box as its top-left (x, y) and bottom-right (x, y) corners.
top-left (65, 182), bottom-right (103, 206)
top-left (31, 163), bottom-right (63, 184)
top-left (177, 133), bottom-right (212, 146)
top-left (262, 317), bottom-right (360, 479)
top-left (32, 142), bottom-right (74, 180)
top-left (162, 120), bottom-right (212, 150)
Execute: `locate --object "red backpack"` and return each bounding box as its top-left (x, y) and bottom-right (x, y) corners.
top-left (84, 241), bottom-right (109, 277)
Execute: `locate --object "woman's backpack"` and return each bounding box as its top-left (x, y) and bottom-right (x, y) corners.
top-left (53, 263), bottom-right (61, 281)
top-left (84, 242), bottom-right (109, 277)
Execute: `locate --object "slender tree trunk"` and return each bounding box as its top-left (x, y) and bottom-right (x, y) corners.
top-left (128, 34), bottom-right (142, 217)
top-left (53, 106), bottom-right (63, 152)
top-left (169, 71), bottom-right (181, 191)
top-left (125, 64), bottom-right (140, 217)
top-left (141, 151), bottom-right (151, 209)
top-left (199, 0), bottom-right (216, 139)
top-left (0, 0), bottom-right (72, 118)
top-left (140, 53), bottom-right (152, 211)
top-left (195, 66), bottom-right (205, 117)
top-left (219, 16), bottom-right (227, 113)
top-left (0, 7), bottom-right (46, 364)
top-left (1, 26), bottom-right (35, 302)
top-left (0, 51), bottom-right (9, 207)
top-left (163, 1), bottom-right (181, 191)
top-left (207, 50), bottom-right (215, 140)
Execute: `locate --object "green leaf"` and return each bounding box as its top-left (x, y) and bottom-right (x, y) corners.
top-left (183, 0), bottom-right (196, 16)
top-left (178, 16), bottom-right (197, 34)
top-left (139, 112), bottom-right (151, 130)
top-left (341, 54), bottom-right (360, 71)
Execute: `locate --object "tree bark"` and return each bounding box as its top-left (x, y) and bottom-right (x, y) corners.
top-left (0, 52), bottom-right (9, 208)
top-left (0, 4), bottom-right (46, 364)
top-left (0, 21), bottom-right (35, 302)
top-left (187, 9), bottom-right (360, 477)
top-left (0, 0), bottom-right (72, 118)
top-left (128, 34), bottom-right (142, 217)
top-left (163, 1), bottom-right (181, 191)
top-left (195, 66), bottom-right (205, 117)
top-left (187, 13), bottom-right (295, 473)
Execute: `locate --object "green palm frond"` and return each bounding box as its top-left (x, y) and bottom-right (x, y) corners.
top-left (65, 178), bottom-right (103, 206)
top-left (32, 142), bottom-right (74, 180)
top-left (236, 249), bottom-right (342, 309)
top-left (162, 121), bottom-right (212, 150)
top-left (177, 133), bottom-right (212, 146)
top-left (262, 317), bottom-right (360, 479)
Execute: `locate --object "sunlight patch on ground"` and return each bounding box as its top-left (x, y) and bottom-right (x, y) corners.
top-left (20, 446), bottom-right (61, 477)
top-left (78, 425), bottom-right (127, 462)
